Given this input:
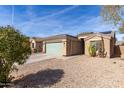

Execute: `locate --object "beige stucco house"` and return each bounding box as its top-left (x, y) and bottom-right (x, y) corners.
top-left (43, 34), bottom-right (83, 56)
top-left (78, 31), bottom-right (116, 58)
top-left (30, 37), bottom-right (43, 53)
top-left (31, 31), bottom-right (117, 58)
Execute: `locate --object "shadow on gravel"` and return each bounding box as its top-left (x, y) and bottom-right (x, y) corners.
top-left (13, 69), bottom-right (64, 88)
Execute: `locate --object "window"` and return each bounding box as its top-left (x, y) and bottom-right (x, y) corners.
top-left (90, 40), bottom-right (101, 51)
top-left (32, 43), bottom-right (35, 48)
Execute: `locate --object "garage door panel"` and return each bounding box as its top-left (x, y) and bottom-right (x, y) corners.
top-left (46, 43), bottom-right (63, 56)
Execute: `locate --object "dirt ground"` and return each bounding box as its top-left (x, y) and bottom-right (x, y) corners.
top-left (11, 55), bottom-right (124, 88)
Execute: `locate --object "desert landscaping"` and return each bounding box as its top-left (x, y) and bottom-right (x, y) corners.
top-left (11, 55), bottom-right (124, 88)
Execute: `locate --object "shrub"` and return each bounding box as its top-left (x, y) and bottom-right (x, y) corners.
top-left (33, 48), bottom-right (41, 53)
top-left (0, 26), bottom-right (31, 87)
top-left (33, 49), bottom-right (38, 53)
top-left (37, 47), bottom-right (42, 53)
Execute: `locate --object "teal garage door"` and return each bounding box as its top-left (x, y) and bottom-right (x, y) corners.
top-left (46, 43), bottom-right (63, 56)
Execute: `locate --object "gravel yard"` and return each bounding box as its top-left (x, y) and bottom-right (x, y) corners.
top-left (11, 55), bottom-right (124, 88)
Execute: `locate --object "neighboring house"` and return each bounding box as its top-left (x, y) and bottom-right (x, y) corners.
top-left (43, 34), bottom-right (83, 56)
top-left (78, 31), bottom-right (116, 58)
top-left (116, 41), bottom-right (124, 45)
top-left (30, 37), bottom-right (43, 53)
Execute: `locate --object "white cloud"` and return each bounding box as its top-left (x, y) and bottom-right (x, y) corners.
top-left (16, 15), bottom-right (119, 38)
top-left (61, 16), bottom-right (116, 35)
top-left (0, 5), bottom-right (122, 41)
top-left (16, 5), bottom-right (79, 27)
top-left (16, 19), bottom-right (64, 37)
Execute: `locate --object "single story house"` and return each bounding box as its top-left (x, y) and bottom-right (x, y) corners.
top-left (30, 37), bottom-right (43, 53)
top-left (78, 31), bottom-right (116, 58)
top-left (31, 31), bottom-right (118, 58)
top-left (42, 34), bottom-right (83, 56)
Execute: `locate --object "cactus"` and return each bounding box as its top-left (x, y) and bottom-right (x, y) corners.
top-left (98, 37), bottom-right (106, 57)
top-left (88, 44), bottom-right (96, 57)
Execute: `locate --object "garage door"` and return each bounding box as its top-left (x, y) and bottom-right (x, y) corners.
top-left (46, 43), bottom-right (63, 56)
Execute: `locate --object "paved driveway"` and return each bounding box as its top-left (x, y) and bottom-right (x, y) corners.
top-left (26, 53), bottom-right (70, 64)
top-left (12, 55), bottom-right (124, 88)
top-left (26, 53), bottom-right (59, 64)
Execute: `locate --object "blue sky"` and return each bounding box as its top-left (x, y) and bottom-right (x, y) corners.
top-left (0, 5), bottom-right (124, 41)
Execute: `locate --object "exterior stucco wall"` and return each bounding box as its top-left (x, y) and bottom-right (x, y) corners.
top-left (114, 45), bottom-right (124, 58)
top-left (104, 38), bottom-right (111, 58)
top-left (62, 40), bottom-right (67, 56)
top-left (85, 36), bottom-right (102, 56)
top-left (43, 36), bottom-right (82, 56)
top-left (110, 38), bottom-right (115, 57)
top-left (66, 37), bottom-right (83, 56)
top-left (35, 42), bottom-right (43, 52)
top-left (85, 41), bottom-right (89, 56)
top-left (120, 46), bottom-right (124, 58)
top-left (30, 39), bottom-right (43, 53)
top-left (30, 39), bottom-right (36, 49)
top-left (43, 42), bottom-right (46, 53)
top-left (85, 36), bottom-right (112, 58)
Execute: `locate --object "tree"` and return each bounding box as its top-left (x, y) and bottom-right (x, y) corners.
top-left (101, 5), bottom-right (124, 32)
top-left (0, 26), bottom-right (31, 86)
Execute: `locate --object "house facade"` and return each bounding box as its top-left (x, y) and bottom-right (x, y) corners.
top-left (30, 31), bottom-right (118, 58)
top-left (78, 31), bottom-right (116, 58)
top-left (30, 37), bottom-right (43, 53)
top-left (42, 34), bottom-right (83, 56)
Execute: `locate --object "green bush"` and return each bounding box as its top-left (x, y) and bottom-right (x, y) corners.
top-left (0, 26), bottom-right (31, 87)
top-left (33, 48), bottom-right (41, 53)
top-left (37, 47), bottom-right (42, 53)
top-left (88, 45), bottom-right (96, 57)
top-left (33, 49), bottom-right (37, 53)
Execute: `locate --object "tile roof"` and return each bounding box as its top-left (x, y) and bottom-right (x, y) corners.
top-left (78, 31), bottom-right (113, 37)
top-left (77, 32), bottom-right (94, 37)
top-left (30, 37), bottom-right (43, 42)
top-left (43, 34), bottom-right (78, 41)
top-left (84, 33), bottom-right (112, 41)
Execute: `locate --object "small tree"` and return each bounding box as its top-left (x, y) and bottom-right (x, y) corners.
top-left (0, 26), bottom-right (31, 87)
top-left (101, 5), bottom-right (124, 32)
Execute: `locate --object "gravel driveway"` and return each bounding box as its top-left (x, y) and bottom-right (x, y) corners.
top-left (11, 55), bottom-right (124, 88)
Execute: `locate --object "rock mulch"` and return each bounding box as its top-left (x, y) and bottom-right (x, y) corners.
top-left (11, 55), bottom-right (124, 88)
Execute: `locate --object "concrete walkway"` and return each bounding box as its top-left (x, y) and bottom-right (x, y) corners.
top-left (26, 53), bottom-right (79, 64)
top-left (26, 53), bottom-right (56, 64)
